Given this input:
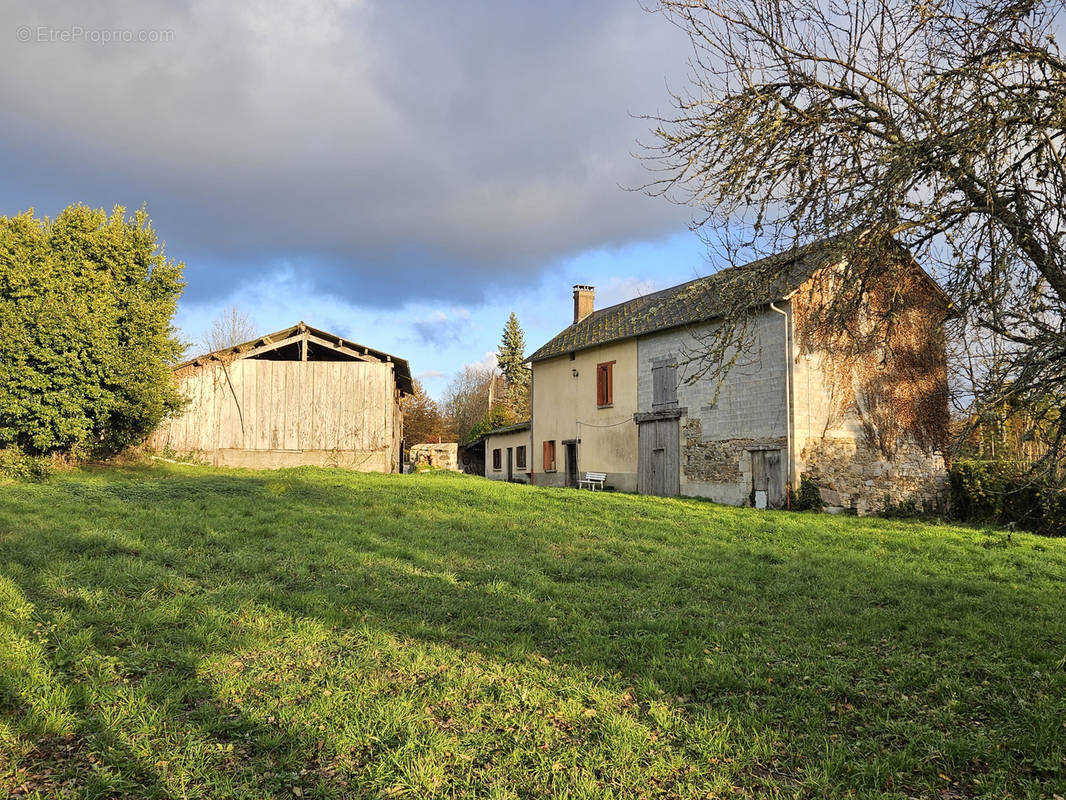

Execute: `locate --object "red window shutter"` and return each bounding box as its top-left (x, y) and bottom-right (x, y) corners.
top-left (596, 362), bottom-right (614, 406)
top-left (542, 440), bottom-right (552, 470)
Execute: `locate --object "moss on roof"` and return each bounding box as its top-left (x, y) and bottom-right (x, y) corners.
top-left (529, 238), bottom-right (844, 363)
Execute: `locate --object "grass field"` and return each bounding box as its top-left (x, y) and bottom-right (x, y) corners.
top-left (1, 465), bottom-right (1064, 799)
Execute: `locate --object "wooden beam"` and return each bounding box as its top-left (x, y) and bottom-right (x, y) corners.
top-left (239, 332), bottom-right (304, 359)
top-left (305, 333), bottom-right (381, 362)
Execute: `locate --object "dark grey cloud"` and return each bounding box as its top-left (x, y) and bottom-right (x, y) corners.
top-left (0, 0), bottom-right (694, 306)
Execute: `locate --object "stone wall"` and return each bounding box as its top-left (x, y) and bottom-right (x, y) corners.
top-left (800, 437), bottom-right (946, 513)
top-left (637, 313), bottom-right (790, 505)
top-left (408, 442), bottom-right (460, 471)
top-left (681, 419), bottom-right (785, 483)
top-left (680, 416), bottom-right (786, 505)
top-left (626, 299), bottom-right (948, 511)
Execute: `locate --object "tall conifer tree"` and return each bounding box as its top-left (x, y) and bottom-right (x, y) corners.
top-left (496, 312), bottom-right (530, 420)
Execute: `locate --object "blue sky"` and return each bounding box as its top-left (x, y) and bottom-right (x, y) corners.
top-left (173, 232), bottom-right (712, 398)
top-left (2, 0), bottom-right (715, 400)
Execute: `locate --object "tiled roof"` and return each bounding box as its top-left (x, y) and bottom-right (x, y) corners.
top-left (483, 420), bottom-right (530, 436)
top-left (529, 238), bottom-right (846, 363)
top-left (468, 420), bottom-right (531, 447)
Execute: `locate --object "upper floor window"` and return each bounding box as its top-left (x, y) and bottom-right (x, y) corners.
top-left (652, 360), bottom-right (678, 407)
top-left (596, 361), bottom-right (614, 407)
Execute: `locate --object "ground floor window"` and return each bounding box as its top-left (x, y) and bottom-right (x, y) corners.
top-left (516, 445), bottom-right (527, 469)
top-left (492, 448), bottom-right (502, 470)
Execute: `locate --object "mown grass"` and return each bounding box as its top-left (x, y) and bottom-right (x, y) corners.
top-left (0, 464), bottom-right (1064, 799)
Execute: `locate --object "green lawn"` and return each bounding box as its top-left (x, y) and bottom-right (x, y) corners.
top-left (1, 465), bottom-right (1064, 799)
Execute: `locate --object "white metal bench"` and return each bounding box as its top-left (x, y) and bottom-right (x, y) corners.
top-left (578, 471), bottom-right (607, 490)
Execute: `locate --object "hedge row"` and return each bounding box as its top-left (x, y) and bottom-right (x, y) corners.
top-left (948, 459), bottom-right (1065, 536)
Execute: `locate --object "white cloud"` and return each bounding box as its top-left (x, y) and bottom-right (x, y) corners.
top-left (465, 351), bottom-right (499, 373)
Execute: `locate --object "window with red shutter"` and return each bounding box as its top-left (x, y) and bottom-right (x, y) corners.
top-left (543, 440), bottom-right (556, 471)
top-left (596, 361), bottom-right (614, 407)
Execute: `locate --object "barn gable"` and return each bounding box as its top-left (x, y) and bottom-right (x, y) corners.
top-left (152, 322), bottom-right (411, 471)
top-left (178, 322), bottom-right (413, 395)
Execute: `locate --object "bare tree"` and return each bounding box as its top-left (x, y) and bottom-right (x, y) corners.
top-left (644, 0), bottom-right (1066, 470)
top-left (441, 365), bottom-right (498, 444)
top-left (202, 305), bottom-right (257, 354)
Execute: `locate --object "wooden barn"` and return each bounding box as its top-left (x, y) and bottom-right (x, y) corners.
top-left (150, 322), bottom-right (413, 471)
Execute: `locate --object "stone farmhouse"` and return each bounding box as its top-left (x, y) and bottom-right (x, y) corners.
top-left (526, 236), bottom-right (952, 513)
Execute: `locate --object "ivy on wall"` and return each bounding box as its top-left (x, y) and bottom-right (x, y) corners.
top-left (792, 248), bottom-right (952, 460)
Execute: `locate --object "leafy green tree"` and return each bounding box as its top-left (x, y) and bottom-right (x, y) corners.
top-left (467, 404), bottom-right (512, 443)
top-left (0, 204), bottom-right (185, 456)
top-left (496, 312), bottom-right (530, 419)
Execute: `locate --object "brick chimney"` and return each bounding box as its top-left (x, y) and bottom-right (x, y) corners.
top-left (573, 285), bottom-right (595, 324)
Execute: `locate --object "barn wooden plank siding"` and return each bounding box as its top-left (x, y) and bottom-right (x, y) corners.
top-left (150, 323), bottom-right (411, 471)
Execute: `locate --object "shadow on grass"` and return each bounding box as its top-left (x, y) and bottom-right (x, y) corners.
top-left (1, 466), bottom-right (1064, 796)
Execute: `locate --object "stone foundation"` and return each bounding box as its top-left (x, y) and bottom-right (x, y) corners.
top-left (680, 418), bottom-right (786, 505)
top-left (680, 417), bottom-right (946, 513)
top-left (800, 437), bottom-right (946, 514)
top-left (682, 419), bottom-right (786, 483)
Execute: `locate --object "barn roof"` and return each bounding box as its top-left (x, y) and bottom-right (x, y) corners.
top-left (177, 322), bottom-right (414, 395)
top-left (528, 233), bottom-right (950, 363)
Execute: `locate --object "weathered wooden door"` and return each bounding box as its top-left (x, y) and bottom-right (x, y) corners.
top-left (637, 418), bottom-right (680, 496)
top-left (751, 449), bottom-right (783, 508)
top-left (506, 448), bottom-right (513, 482)
top-left (564, 442), bottom-right (579, 488)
